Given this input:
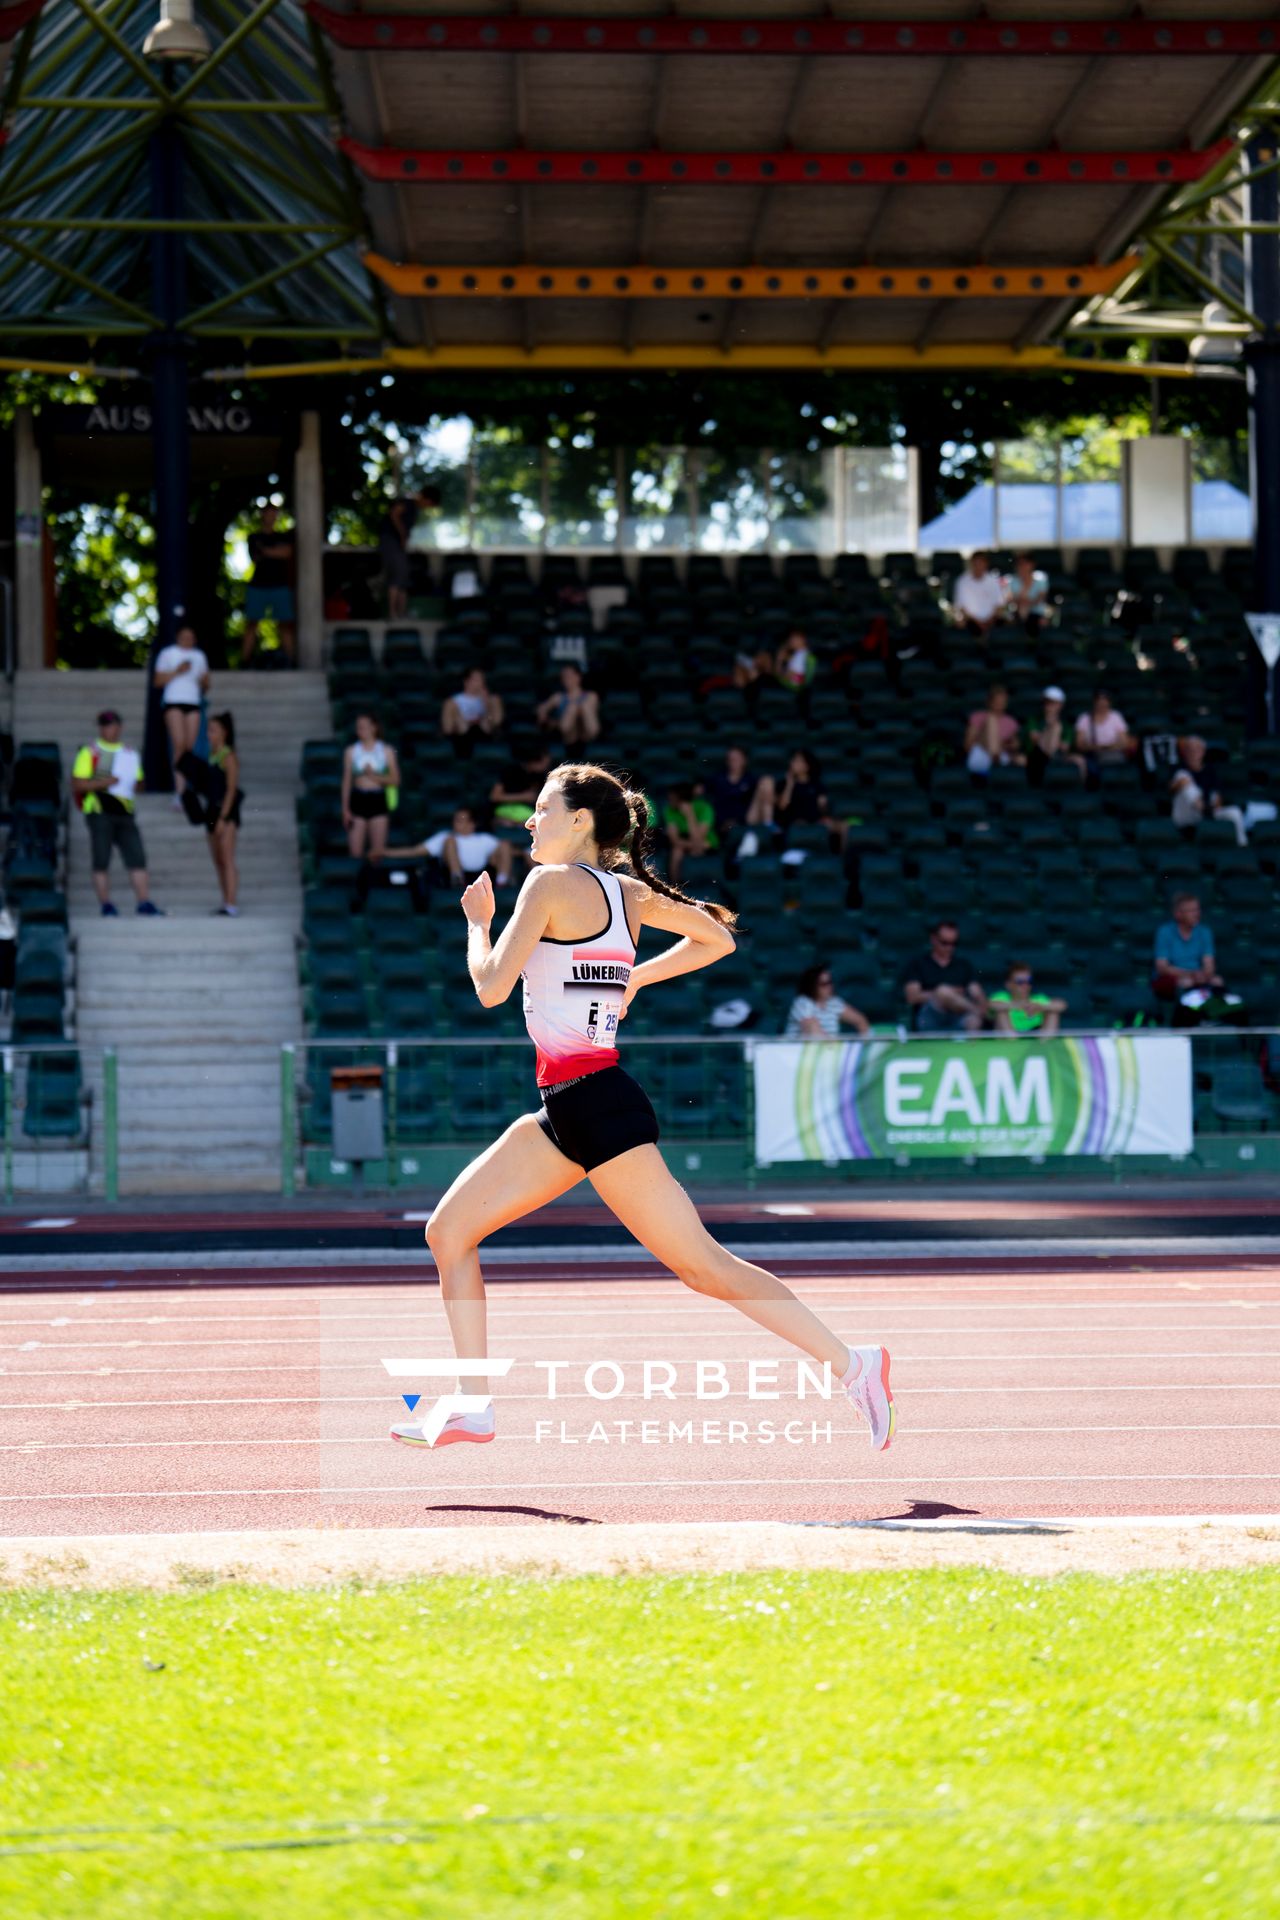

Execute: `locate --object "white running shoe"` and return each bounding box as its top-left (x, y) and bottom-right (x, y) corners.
top-left (391, 1404), bottom-right (496, 1448)
top-left (843, 1347), bottom-right (895, 1451)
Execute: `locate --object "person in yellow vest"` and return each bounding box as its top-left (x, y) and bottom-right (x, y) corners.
top-left (71, 710), bottom-right (164, 918)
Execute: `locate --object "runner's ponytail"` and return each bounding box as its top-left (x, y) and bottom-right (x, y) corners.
top-left (554, 762), bottom-right (737, 930)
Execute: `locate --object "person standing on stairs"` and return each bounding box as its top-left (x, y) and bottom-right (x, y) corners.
top-left (176, 711), bottom-right (243, 915)
top-left (71, 710), bottom-right (164, 917)
top-left (154, 623), bottom-right (211, 809)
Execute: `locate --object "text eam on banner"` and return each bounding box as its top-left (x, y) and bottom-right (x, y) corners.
top-left (751, 1034), bottom-right (1194, 1164)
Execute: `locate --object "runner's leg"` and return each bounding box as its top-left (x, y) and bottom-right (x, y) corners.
top-left (426, 1113), bottom-right (585, 1396)
top-left (588, 1143), bottom-right (849, 1373)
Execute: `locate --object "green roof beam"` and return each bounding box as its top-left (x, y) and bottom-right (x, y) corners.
top-left (64, 0), bottom-right (171, 102)
top-left (0, 231), bottom-right (157, 327)
top-left (1145, 234), bottom-right (1261, 330)
top-left (0, 106), bottom-right (158, 212)
top-left (0, 216), bottom-right (352, 234)
top-left (184, 233), bottom-right (352, 328)
top-left (185, 116), bottom-right (347, 221)
top-left (168, 0), bottom-right (288, 109)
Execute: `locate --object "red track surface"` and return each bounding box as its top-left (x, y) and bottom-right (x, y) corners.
top-left (2, 1259), bottom-right (1278, 1535)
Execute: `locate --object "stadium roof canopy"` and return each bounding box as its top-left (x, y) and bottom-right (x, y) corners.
top-left (0, 0), bottom-right (1277, 376)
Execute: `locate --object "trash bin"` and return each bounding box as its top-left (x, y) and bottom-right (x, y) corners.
top-left (331, 1064), bottom-right (385, 1163)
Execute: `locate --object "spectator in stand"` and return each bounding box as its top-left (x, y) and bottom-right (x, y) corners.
top-left (663, 779), bottom-right (719, 885)
top-left (441, 666), bottom-right (505, 759)
top-left (342, 712), bottom-right (400, 863)
top-left (899, 921), bottom-right (988, 1032)
top-left (1170, 736), bottom-right (1248, 846)
top-left (776, 748), bottom-right (845, 850)
top-left (964, 682), bottom-right (1025, 777)
top-left (1074, 689), bottom-right (1136, 773)
top-left (177, 710), bottom-right (242, 915)
top-left (990, 961), bottom-right (1066, 1036)
top-left (774, 625), bottom-right (817, 720)
top-left (1026, 686), bottom-right (1087, 786)
top-left (536, 662), bottom-right (601, 747)
top-left (386, 805), bottom-right (516, 890)
top-left (1008, 553), bottom-right (1051, 636)
top-left (951, 551), bottom-right (1008, 641)
top-left (490, 740), bottom-right (553, 828)
top-left (708, 743), bottom-right (776, 860)
top-left (71, 709), bottom-right (163, 917)
top-left (153, 622), bottom-right (210, 809)
top-left (379, 484), bottom-right (441, 619)
top-left (241, 505), bottom-right (296, 665)
top-left (733, 637), bottom-right (777, 708)
top-left (786, 961), bottom-right (871, 1038)
top-left (1152, 891), bottom-right (1243, 1023)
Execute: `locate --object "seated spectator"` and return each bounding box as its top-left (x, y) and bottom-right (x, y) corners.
top-left (708, 744), bottom-right (776, 861)
top-left (733, 638), bottom-right (778, 710)
top-left (1074, 689), bottom-right (1135, 772)
top-left (990, 961), bottom-right (1066, 1037)
top-left (951, 551), bottom-right (1007, 641)
top-left (441, 666), bottom-right (505, 759)
top-left (490, 740), bottom-right (553, 826)
top-left (774, 625), bottom-right (817, 718)
top-left (1170, 736), bottom-right (1248, 846)
top-left (786, 961), bottom-right (871, 1038)
top-left (776, 748), bottom-right (845, 850)
top-left (385, 805), bottom-right (516, 889)
top-left (342, 712), bottom-right (400, 862)
top-left (965, 683), bottom-right (1025, 777)
top-left (536, 662), bottom-right (601, 747)
top-left (1026, 685), bottom-right (1086, 785)
top-left (1008, 553), bottom-right (1051, 635)
top-left (1152, 891), bottom-right (1242, 1023)
top-left (899, 921), bottom-right (988, 1032)
top-left (663, 780), bottom-right (719, 884)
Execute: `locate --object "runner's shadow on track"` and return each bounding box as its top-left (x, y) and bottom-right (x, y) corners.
top-left (806, 1499), bottom-right (1070, 1537)
top-left (425, 1502), bottom-right (600, 1525)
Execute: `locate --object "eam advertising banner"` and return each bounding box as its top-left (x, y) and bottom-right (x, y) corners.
top-left (752, 1034), bottom-right (1194, 1164)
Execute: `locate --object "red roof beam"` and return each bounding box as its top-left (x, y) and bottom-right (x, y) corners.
top-left (309, 7), bottom-right (1280, 58)
top-left (342, 137), bottom-right (1233, 189)
top-left (0, 0), bottom-right (44, 40)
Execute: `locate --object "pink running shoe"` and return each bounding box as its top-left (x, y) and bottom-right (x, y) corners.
top-left (843, 1347), bottom-right (896, 1452)
top-left (391, 1405), bottom-right (496, 1448)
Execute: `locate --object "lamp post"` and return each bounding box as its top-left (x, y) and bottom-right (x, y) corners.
top-left (141, 4), bottom-right (209, 786)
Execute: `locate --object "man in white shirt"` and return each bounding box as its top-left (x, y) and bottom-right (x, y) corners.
top-left (385, 806), bottom-right (516, 888)
top-left (153, 623), bottom-right (211, 808)
top-left (952, 551), bottom-right (1008, 640)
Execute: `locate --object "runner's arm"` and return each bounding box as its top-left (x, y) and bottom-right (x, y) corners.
top-left (464, 868), bottom-right (556, 1005)
top-left (627, 888), bottom-right (735, 995)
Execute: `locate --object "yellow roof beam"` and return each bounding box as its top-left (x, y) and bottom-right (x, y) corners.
top-left (366, 253), bottom-right (1140, 302)
top-left (207, 341), bottom-right (1196, 378)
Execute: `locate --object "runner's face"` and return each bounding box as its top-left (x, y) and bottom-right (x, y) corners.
top-left (527, 783), bottom-right (590, 866)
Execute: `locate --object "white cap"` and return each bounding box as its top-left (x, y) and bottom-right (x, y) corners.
top-left (1043, 685), bottom-right (1066, 703)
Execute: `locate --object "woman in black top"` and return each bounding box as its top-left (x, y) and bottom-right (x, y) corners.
top-left (776, 748), bottom-right (845, 850)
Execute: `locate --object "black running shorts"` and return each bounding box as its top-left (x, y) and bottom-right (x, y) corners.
top-left (536, 1064), bottom-right (660, 1172)
top-left (350, 788), bottom-right (389, 820)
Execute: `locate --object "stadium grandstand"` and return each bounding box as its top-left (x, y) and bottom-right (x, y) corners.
top-left (2, 0), bottom-right (1280, 1195)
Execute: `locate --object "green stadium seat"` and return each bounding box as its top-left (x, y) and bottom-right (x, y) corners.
top-left (23, 1053), bottom-right (81, 1140)
top-left (1211, 1060), bottom-right (1273, 1130)
top-left (10, 986), bottom-right (64, 1042)
top-left (314, 988), bottom-right (370, 1037)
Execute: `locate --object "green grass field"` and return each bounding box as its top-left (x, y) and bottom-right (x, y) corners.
top-left (2, 1569), bottom-right (1277, 1918)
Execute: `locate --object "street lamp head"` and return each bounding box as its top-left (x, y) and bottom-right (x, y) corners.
top-left (143, 0), bottom-right (211, 63)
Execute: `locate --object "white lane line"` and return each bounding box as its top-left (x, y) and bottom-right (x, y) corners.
top-left (4, 1471), bottom-right (1280, 1502)
top-left (6, 1383), bottom-right (1280, 1410)
top-left (4, 1278), bottom-right (1278, 1309)
top-left (8, 1335), bottom-right (1280, 1358)
top-left (3, 1309), bottom-right (1276, 1331)
top-left (6, 1424), bottom-right (1278, 1453)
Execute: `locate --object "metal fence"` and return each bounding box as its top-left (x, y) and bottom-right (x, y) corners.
top-left (4, 1028), bottom-right (1277, 1197)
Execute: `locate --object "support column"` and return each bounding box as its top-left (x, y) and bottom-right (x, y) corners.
top-left (144, 109), bottom-right (191, 787)
top-left (293, 409), bottom-right (325, 670)
top-left (1246, 134), bottom-right (1280, 731)
top-left (14, 407), bottom-right (45, 670)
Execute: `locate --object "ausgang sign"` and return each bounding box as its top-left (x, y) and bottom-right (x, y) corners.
top-left (58, 402), bottom-right (273, 435)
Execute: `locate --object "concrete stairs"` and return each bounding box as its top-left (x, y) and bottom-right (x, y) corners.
top-left (12, 669), bottom-right (331, 1193)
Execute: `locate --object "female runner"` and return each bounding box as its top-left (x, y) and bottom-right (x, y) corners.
top-left (392, 762), bottom-right (894, 1451)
